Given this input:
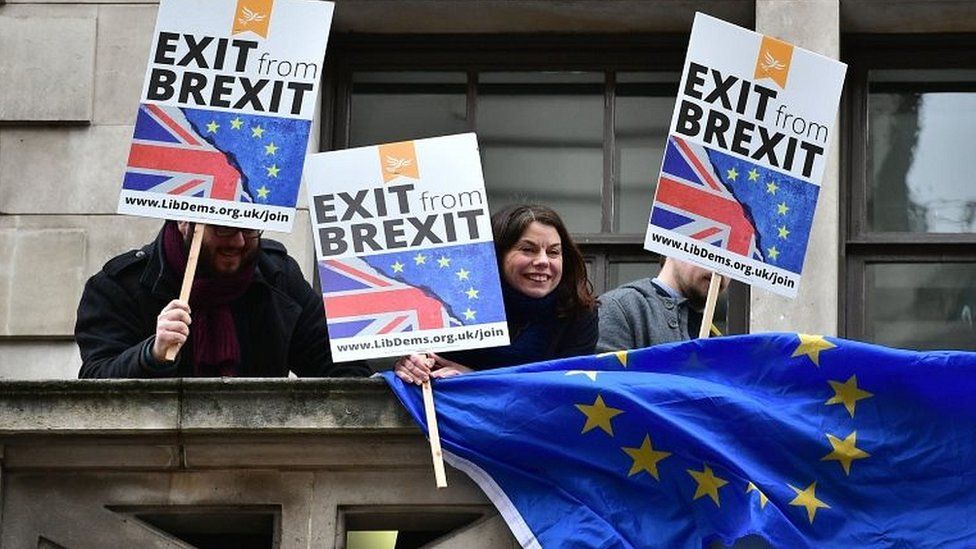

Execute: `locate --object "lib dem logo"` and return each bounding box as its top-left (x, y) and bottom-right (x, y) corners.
top-left (379, 141), bottom-right (421, 184)
top-left (232, 0), bottom-right (273, 39)
top-left (754, 35), bottom-right (794, 89)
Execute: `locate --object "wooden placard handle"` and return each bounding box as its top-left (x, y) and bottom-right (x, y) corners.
top-left (698, 272), bottom-right (723, 340)
top-left (422, 379), bottom-right (448, 488)
top-left (164, 222), bottom-right (205, 361)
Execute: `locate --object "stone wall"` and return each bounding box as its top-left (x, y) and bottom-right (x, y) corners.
top-left (0, 2), bottom-right (316, 379)
top-left (2, 0), bottom-right (973, 372)
top-left (2, 4), bottom-right (973, 548)
top-left (0, 378), bottom-right (519, 547)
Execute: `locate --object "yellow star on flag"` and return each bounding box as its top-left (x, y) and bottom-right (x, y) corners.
top-left (391, 261), bottom-right (404, 273)
top-left (726, 167), bottom-right (738, 181)
top-left (791, 334), bottom-right (836, 367)
top-left (266, 164), bottom-right (280, 178)
top-left (777, 225), bottom-right (790, 239)
top-left (822, 431), bottom-right (870, 475)
top-left (230, 117), bottom-right (243, 130)
top-left (456, 268), bottom-right (470, 281)
top-left (748, 168), bottom-right (759, 182)
top-left (746, 482), bottom-right (769, 509)
top-left (575, 395), bottom-right (624, 436)
top-left (413, 253), bottom-right (427, 265)
top-left (566, 370), bottom-right (599, 381)
top-left (826, 374), bottom-right (873, 417)
top-left (465, 287), bottom-right (479, 299)
top-left (206, 120), bottom-right (219, 133)
top-left (597, 350), bottom-right (628, 367)
top-left (788, 481), bottom-right (830, 524)
top-left (687, 464), bottom-right (728, 506)
top-left (777, 202), bottom-right (790, 215)
top-left (251, 125), bottom-right (265, 138)
top-left (767, 246), bottom-right (780, 261)
top-left (264, 142), bottom-right (278, 155)
top-left (437, 256), bottom-right (451, 268)
top-left (766, 181), bottom-right (779, 194)
top-left (622, 435), bottom-right (671, 480)
top-left (256, 185), bottom-right (270, 199)
top-left (463, 308), bottom-right (476, 321)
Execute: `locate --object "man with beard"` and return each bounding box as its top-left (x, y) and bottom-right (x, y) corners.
top-left (596, 257), bottom-right (729, 352)
top-left (75, 221), bottom-right (368, 378)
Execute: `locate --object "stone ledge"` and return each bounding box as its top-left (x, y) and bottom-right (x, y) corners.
top-left (0, 377), bottom-right (415, 436)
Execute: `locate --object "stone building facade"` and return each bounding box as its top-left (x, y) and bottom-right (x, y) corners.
top-left (1, 0), bottom-right (974, 546)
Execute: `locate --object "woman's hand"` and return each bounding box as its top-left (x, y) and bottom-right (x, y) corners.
top-left (429, 353), bottom-right (474, 378)
top-left (393, 353), bottom-right (434, 385)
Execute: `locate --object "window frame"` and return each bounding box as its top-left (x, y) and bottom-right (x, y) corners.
top-left (321, 34), bottom-right (750, 334)
top-left (841, 34), bottom-right (976, 343)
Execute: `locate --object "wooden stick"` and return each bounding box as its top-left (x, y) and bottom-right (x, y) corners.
top-left (164, 222), bottom-right (205, 361)
top-left (698, 272), bottom-right (723, 339)
top-left (422, 379), bottom-right (448, 488)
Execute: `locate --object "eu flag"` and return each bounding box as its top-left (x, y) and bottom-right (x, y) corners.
top-left (382, 333), bottom-right (976, 548)
top-left (182, 107), bottom-right (311, 207)
top-left (704, 147), bottom-right (819, 274)
top-left (361, 242), bottom-right (506, 326)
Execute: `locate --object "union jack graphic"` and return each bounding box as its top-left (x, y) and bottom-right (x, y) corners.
top-left (122, 104), bottom-right (252, 202)
top-left (650, 136), bottom-right (762, 260)
top-left (320, 258), bottom-right (458, 339)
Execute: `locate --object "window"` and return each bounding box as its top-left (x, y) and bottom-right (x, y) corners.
top-left (107, 505), bottom-right (279, 548)
top-left (843, 36), bottom-right (976, 350)
top-left (323, 36), bottom-right (748, 335)
top-left (339, 505), bottom-right (494, 549)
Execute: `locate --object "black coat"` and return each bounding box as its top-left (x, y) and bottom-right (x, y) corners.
top-left (75, 230), bottom-right (370, 378)
top-left (442, 308), bottom-right (599, 370)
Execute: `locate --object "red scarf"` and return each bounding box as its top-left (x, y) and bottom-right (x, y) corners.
top-left (161, 222), bottom-right (255, 376)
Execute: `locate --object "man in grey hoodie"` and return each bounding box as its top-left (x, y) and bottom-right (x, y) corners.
top-left (596, 257), bottom-right (729, 352)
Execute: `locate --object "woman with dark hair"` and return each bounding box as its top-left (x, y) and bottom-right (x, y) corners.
top-left (394, 204), bottom-right (598, 383)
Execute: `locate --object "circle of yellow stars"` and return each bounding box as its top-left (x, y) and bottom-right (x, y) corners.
top-left (204, 116), bottom-right (279, 202)
top-left (566, 334), bottom-right (876, 526)
top-left (384, 253), bottom-right (485, 323)
top-left (723, 161), bottom-right (796, 264)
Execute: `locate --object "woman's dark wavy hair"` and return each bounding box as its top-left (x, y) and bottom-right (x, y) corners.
top-left (491, 204), bottom-right (597, 318)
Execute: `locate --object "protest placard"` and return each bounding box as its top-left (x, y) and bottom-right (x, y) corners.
top-left (117, 0), bottom-right (332, 233)
top-left (304, 133), bottom-right (510, 363)
top-left (644, 13), bottom-right (847, 298)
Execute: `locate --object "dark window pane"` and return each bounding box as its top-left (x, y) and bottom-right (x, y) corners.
top-left (584, 258), bottom-right (597, 295)
top-left (354, 72), bottom-right (466, 84)
top-left (608, 260), bottom-right (657, 289)
top-left (109, 507), bottom-right (279, 549)
top-left (867, 70), bottom-right (976, 233)
top-left (349, 72), bottom-right (468, 147)
top-left (614, 72), bottom-right (679, 233)
top-left (478, 72), bottom-right (604, 231)
top-left (865, 262), bottom-right (976, 350)
top-left (343, 507), bottom-right (489, 549)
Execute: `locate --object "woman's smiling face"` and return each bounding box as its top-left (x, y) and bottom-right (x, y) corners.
top-left (502, 221), bottom-right (563, 299)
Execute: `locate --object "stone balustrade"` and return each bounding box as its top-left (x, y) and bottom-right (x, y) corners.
top-left (0, 377), bottom-right (517, 548)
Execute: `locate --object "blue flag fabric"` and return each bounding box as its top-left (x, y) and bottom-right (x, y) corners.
top-left (182, 107), bottom-right (310, 207)
top-left (361, 242), bottom-right (506, 326)
top-left (703, 149), bottom-right (819, 274)
top-left (381, 333), bottom-right (976, 548)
